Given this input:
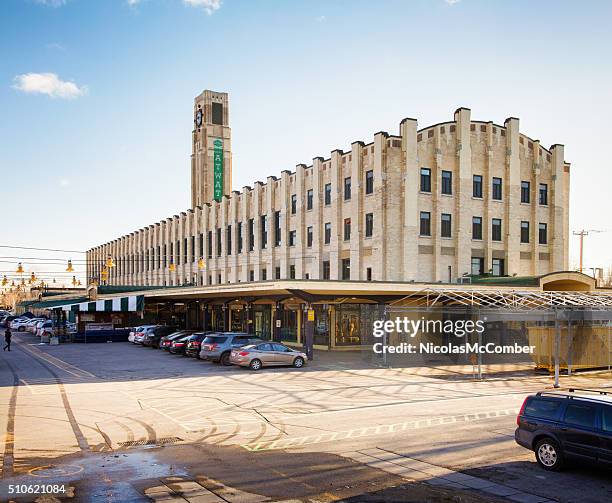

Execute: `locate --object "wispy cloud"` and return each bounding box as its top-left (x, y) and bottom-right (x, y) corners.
top-left (34, 0), bottom-right (67, 7)
top-left (59, 178), bottom-right (70, 187)
top-left (13, 73), bottom-right (87, 99)
top-left (126, 0), bottom-right (141, 6)
top-left (316, 15), bottom-right (327, 23)
top-left (183, 0), bottom-right (222, 15)
top-left (45, 42), bottom-right (66, 51)
top-left (445, 0), bottom-right (461, 5)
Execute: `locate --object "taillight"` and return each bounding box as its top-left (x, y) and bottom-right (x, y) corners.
top-left (517, 397), bottom-right (528, 425)
top-left (136, 332), bottom-right (143, 337)
top-left (209, 343), bottom-right (218, 350)
top-left (238, 351), bottom-right (249, 356)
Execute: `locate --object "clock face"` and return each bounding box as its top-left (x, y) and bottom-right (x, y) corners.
top-left (196, 109), bottom-right (203, 127)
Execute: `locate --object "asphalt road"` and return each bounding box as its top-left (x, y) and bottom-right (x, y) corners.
top-left (0, 331), bottom-right (610, 502)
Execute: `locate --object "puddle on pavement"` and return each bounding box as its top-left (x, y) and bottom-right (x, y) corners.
top-left (3, 448), bottom-right (189, 503)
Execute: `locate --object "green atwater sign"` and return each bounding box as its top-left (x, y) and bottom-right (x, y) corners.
top-left (213, 138), bottom-right (223, 202)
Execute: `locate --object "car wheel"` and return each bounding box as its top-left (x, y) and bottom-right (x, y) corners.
top-left (293, 356), bottom-right (305, 368)
top-left (18, 326), bottom-right (25, 332)
top-left (220, 352), bottom-right (231, 366)
top-left (249, 359), bottom-right (262, 371)
top-left (535, 438), bottom-right (564, 471)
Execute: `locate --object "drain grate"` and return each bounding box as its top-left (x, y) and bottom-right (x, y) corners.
top-left (118, 437), bottom-right (183, 448)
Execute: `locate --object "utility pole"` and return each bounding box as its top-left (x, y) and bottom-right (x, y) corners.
top-left (573, 229), bottom-right (604, 273)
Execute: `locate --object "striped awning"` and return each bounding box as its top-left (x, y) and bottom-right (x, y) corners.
top-left (48, 295), bottom-right (145, 313)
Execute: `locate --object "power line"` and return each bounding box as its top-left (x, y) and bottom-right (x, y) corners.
top-left (0, 245), bottom-right (86, 253)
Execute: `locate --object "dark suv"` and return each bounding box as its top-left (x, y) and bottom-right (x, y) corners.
top-left (142, 326), bottom-right (178, 348)
top-left (515, 388), bottom-right (612, 471)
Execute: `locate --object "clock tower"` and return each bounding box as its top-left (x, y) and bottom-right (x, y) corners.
top-left (191, 90), bottom-right (232, 208)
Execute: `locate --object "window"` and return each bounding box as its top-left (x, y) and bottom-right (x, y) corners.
top-left (275, 266), bottom-right (281, 280)
top-left (207, 231), bottom-right (212, 259)
top-left (260, 215), bottom-right (267, 249)
top-left (441, 171), bottom-right (452, 195)
top-left (524, 398), bottom-right (562, 420)
top-left (521, 221), bottom-right (530, 243)
top-left (249, 270), bottom-right (254, 282)
top-left (248, 218), bottom-right (254, 252)
top-left (307, 226), bottom-right (313, 247)
top-left (539, 183), bottom-right (548, 205)
top-left (471, 257), bottom-right (484, 276)
top-left (492, 258), bottom-right (504, 276)
top-left (289, 230), bottom-right (296, 246)
top-left (291, 194), bottom-right (297, 214)
top-left (322, 261), bottom-right (330, 280)
top-left (307, 189), bottom-right (313, 210)
top-left (343, 218), bottom-right (351, 241)
top-left (274, 210), bottom-right (281, 246)
top-left (539, 223), bottom-right (548, 244)
top-left (176, 240), bottom-right (180, 265)
top-left (365, 170), bottom-right (374, 194)
top-left (211, 102), bottom-right (223, 125)
top-left (365, 213), bottom-right (373, 238)
top-left (366, 267), bottom-right (372, 281)
top-left (564, 403), bottom-right (597, 429)
top-left (289, 264), bottom-right (296, 279)
top-left (324, 222), bottom-right (331, 244)
top-left (472, 216), bottom-right (483, 240)
top-left (420, 211), bottom-right (431, 236)
top-left (324, 183), bottom-right (332, 205)
top-left (261, 268), bottom-right (267, 280)
top-left (216, 228), bottom-right (221, 256)
top-left (341, 176), bottom-right (351, 200)
top-left (521, 181), bottom-right (530, 203)
top-left (492, 218), bottom-right (502, 241)
top-left (237, 222), bottom-right (243, 253)
top-left (420, 168), bottom-right (431, 192)
top-left (492, 177), bottom-right (502, 200)
top-left (602, 405), bottom-right (612, 432)
top-left (341, 258), bottom-right (351, 280)
top-left (227, 225), bottom-right (232, 255)
top-left (198, 233), bottom-right (203, 259)
top-left (473, 175), bottom-right (483, 198)
top-left (441, 213), bottom-right (452, 238)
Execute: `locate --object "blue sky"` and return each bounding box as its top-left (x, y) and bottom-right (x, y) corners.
top-left (1, 0), bottom-right (611, 284)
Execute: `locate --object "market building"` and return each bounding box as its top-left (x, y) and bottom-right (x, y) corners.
top-left (86, 90), bottom-right (570, 288)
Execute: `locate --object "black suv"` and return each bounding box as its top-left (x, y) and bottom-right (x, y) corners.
top-left (142, 326), bottom-right (178, 348)
top-left (515, 388), bottom-right (612, 471)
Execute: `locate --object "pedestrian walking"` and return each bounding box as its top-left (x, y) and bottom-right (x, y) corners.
top-left (3, 326), bottom-right (12, 351)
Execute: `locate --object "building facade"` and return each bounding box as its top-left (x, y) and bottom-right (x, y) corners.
top-left (86, 90), bottom-right (570, 287)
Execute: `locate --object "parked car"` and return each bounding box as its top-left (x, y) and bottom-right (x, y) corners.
top-left (230, 342), bottom-right (307, 370)
top-left (26, 318), bottom-right (45, 333)
top-left (185, 332), bottom-right (217, 358)
top-left (142, 325), bottom-right (179, 348)
top-left (159, 330), bottom-right (196, 350)
top-left (515, 388), bottom-right (612, 471)
top-left (199, 333), bottom-right (263, 365)
top-left (168, 333), bottom-right (196, 355)
top-left (10, 318), bottom-right (32, 331)
top-left (2, 315), bottom-right (18, 327)
top-left (131, 325), bottom-right (157, 344)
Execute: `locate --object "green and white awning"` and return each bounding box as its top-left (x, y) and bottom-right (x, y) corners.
top-left (49, 295), bottom-right (145, 313)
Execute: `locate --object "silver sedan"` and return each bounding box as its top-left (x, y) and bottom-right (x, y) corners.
top-left (230, 342), bottom-right (308, 370)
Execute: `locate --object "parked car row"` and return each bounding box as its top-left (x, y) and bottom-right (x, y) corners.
top-left (0, 313), bottom-right (76, 337)
top-left (129, 325), bottom-right (308, 370)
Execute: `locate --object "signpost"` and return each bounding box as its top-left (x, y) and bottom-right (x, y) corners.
top-left (213, 138), bottom-right (223, 202)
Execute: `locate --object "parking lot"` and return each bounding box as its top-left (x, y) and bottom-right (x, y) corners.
top-left (1, 331), bottom-right (611, 502)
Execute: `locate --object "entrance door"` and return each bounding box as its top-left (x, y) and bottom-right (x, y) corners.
top-left (254, 307), bottom-right (271, 340)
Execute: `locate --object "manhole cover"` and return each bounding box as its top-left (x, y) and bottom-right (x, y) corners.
top-left (29, 464), bottom-right (84, 477)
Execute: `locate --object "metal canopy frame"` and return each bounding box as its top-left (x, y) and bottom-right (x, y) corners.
top-left (390, 288), bottom-right (612, 310)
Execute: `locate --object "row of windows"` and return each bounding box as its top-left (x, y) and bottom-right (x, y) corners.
top-left (419, 212), bottom-right (548, 244)
top-left (288, 171), bottom-right (375, 213)
top-left (420, 168), bottom-right (549, 205)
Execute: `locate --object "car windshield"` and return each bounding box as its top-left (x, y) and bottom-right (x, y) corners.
top-left (203, 336), bottom-right (228, 344)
